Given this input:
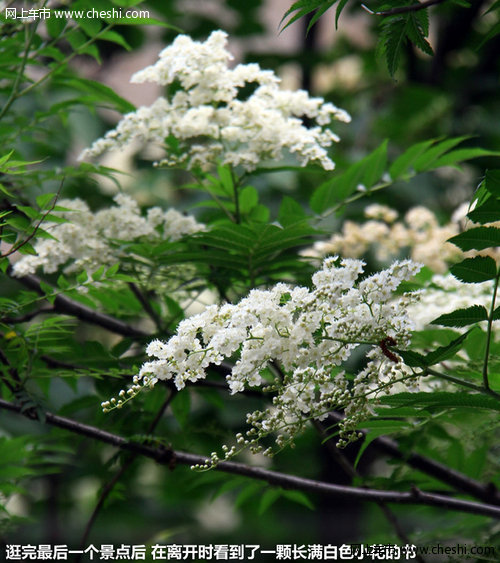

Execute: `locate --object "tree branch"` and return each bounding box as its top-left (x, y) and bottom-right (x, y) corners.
top-left (1, 397), bottom-right (499, 519)
top-left (207, 365), bottom-right (500, 507)
top-left (361, 0), bottom-right (446, 17)
top-left (78, 390), bottom-right (176, 553)
top-left (313, 419), bottom-right (427, 563)
top-left (6, 265), bottom-right (149, 339)
top-left (128, 282), bottom-right (163, 332)
top-left (326, 411), bottom-right (500, 506)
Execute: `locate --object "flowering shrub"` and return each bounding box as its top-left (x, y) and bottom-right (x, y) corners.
top-left (12, 194), bottom-right (204, 277)
top-left (103, 257), bottom-right (421, 465)
top-left (2, 9), bottom-right (500, 552)
top-left (80, 31), bottom-right (351, 172)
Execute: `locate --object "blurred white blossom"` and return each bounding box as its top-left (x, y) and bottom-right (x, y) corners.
top-left (80, 30), bottom-right (350, 172)
top-left (304, 204), bottom-right (462, 273)
top-left (304, 203), bottom-right (500, 273)
top-left (12, 194), bottom-right (204, 277)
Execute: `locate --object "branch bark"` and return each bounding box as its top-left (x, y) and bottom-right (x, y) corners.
top-left (1, 397), bottom-right (499, 519)
top-left (6, 265), bottom-right (149, 338)
top-left (326, 411), bottom-right (500, 506)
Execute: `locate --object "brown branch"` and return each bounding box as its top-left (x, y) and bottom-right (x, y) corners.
top-left (128, 282), bottom-right (163, 331)
top-left (313, 419), bottom-right (427, 563)
top-left (209, 364), bottom-right (500, 506)
top-left (6, 265), bottom-right (149, 339)
top-left (361, 0), bottom-right (446, 16)
top-left (326, 411), bottom-right (500, 506)
top-left (78, 390), bottom-right (176, 553)
top-left (1, 397), bottom-right (499, 519)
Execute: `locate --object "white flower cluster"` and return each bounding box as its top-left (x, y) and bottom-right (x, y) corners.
top-left (80, 31), bottom-right (350, 172)
top-left (12, 194), bottom-right (204, 277)
top-left (409, 274), bottom-right (496, 331)
top-left (105, 257), bottom-right (422, 467)
top-left (304, 204), bottom-right (461, 273)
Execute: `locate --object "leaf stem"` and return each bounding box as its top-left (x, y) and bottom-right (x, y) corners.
top-left (483, 271), bottom-right (500, 393)
top-left (16, 23), bottom-right (114, 101)
top-left (0, 17), bottom-right (40, 121)
top-left (424, 366), bottom-right (500, 400)
top-left (231, 167), bottom-right (241, 224)
top-left (361, 0), bottom-right (446, 17)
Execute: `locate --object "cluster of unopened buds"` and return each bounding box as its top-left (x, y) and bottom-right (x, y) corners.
top-left (101, 376), bottom-right (155, 412)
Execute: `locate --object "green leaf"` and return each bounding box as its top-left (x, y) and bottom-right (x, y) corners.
top-left (425, 330), bottom-right (473, 365)
top-left (429, 148), bottom-right (500, 169)
top-left (354, 421), bottom-right (411, 468)
top-left (53, 77), bottom-right (135, 114)
top-left (278, 196), bottom-right (307, 227)
top-left (389, 139), bottom-right (435, 180)
top-left (258, 488), bottom-right (281, 515)
top-left (77, 18), bottom-right (102, 37)
top-left (171, 391), bottom-right (191, 429)
top-left (0, 150), bottom-right (14, 168)
top-left (99, 30), bottom-right (132, 50)
top-left (412, 136), bottom-right (470, 172)
top-left (305, 0), bottom-right (337, 32)
top-left (431, 305), bottom-right (488, 327)
top-left (17, 242), bottom-right (37, 256)
top-left (407, 11), bottom-right (433, 56)
top-left (485, 170), bottom-right (500, 197)
top-left (281, 490), bottom-right (314, 510)
top-left (380, 16), bottom-right (408, 77)
top-left (381, 391), bottom-right (500, 412)
top-left (105, 263), bottom-right (119, 277)
top-left (46, 16), bottom-right (67, 38)
top-left (57, 275), bottom-right (70, 290)
top-left (91, 265), bottom-right (106, 281)
top-left (66, 28), bottom-right (88, 51)
top-left (217, 164), bottom-right (234, 197)
top-left (0, 183), bottom-right (13, 197)
top-left (398, 350), bottom-right (427, 368)
top-left (36, 193), bottom-right (56, 210)
top-left (335, 0), bottom-right (350, 27)
top-left (76, 270), bottom-right (88, 284)
top-left (467, 197), bottom-right (500, 224)
top-left (450, 256), bottom-right (498, 283)
top-left (448, 227), bottom-right (500, 251)
top-left (235, 483), bottom-right (262, 508)
top-left (280, 0), bottom-right (329, 32)
top-left (310, 140), bottom-right (388, 213)
top-left (239, 186), bottom-right (259, 214)
top-left (379, 12), bottom-right (432, 76)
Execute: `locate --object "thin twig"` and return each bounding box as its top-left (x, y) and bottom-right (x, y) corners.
top-left (1, 178), bottom-right (64, 258)
top-left (1, 399), bottom-right (499, 518)
top-left (0, 14), bottom-right (40, 121)
top-left (128, 282), bottom-right (163, 331)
